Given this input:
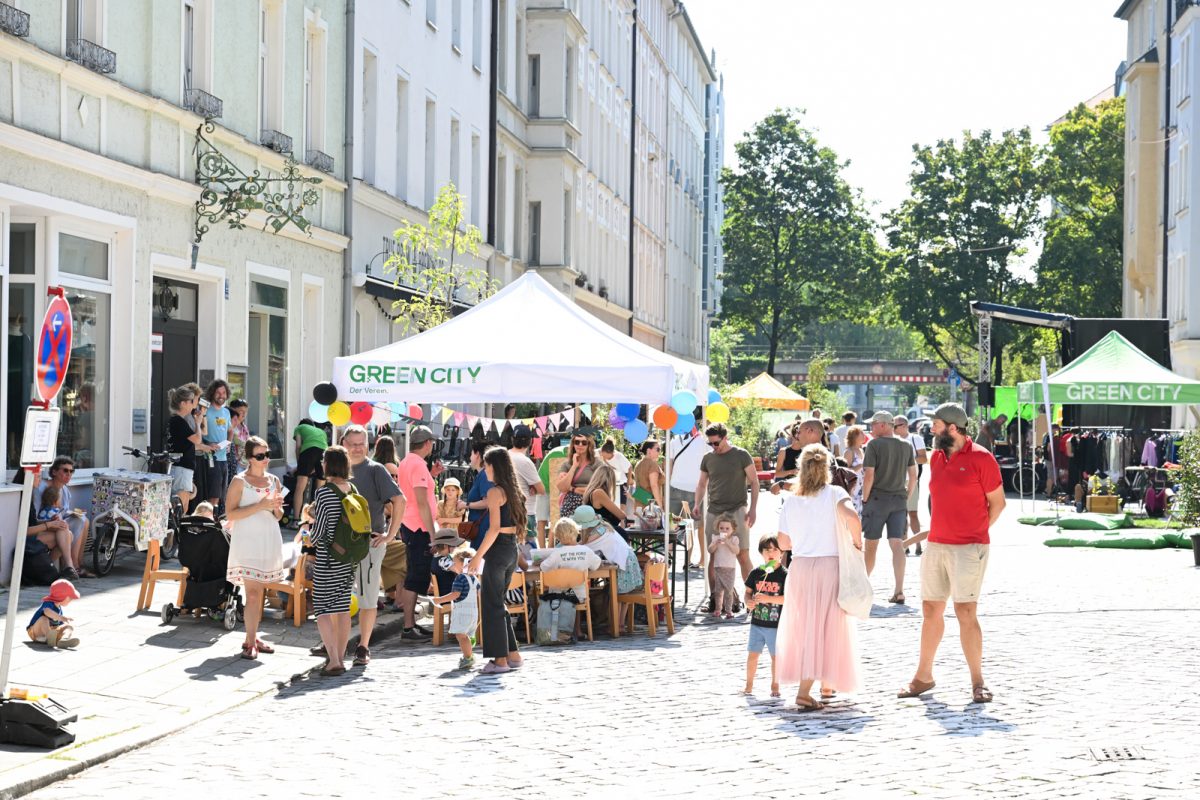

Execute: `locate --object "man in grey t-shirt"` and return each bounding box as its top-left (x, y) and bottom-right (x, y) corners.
top-left (861, 412), bottom-right (917, 605)
top-left (693, 422), bottom-right (760, 587)
top-left (341, 425), bottom-right (404, 667)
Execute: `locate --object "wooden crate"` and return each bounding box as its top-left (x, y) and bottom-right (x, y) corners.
top-left (1086, 495), bottom-right (1120, 514)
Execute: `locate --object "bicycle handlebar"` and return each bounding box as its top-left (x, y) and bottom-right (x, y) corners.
top-left (121, 445), bottom-right (178, 463)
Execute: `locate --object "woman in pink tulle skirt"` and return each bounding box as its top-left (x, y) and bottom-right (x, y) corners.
top-left (775, 444), bottom-right (864, 710)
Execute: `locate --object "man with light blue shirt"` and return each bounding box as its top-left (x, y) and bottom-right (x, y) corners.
top-left (202, 379), bottom-right (233, 510)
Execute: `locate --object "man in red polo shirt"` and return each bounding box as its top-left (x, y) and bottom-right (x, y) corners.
top-left (899, 403), bottom-right (1005, 705)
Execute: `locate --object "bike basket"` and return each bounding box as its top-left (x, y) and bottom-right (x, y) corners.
top-left (90, 470), bottom-right (174, 551)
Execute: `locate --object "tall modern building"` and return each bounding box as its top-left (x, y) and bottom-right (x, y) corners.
top-left (702, 59), bottom-right (725, 342)
top-left (1117, 0), bottom-right (1200, 389)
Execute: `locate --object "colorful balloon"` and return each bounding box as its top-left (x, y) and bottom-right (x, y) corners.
top-left (671, 414), bottom-right (695, 435)
top-left (349, 402), bottom-right (373, 425)
top-left (706, 402), bottom-right (730, 424)
top-left (312, 382), bottom-right (337, 405)
top-left (670, 390), bottom-right (698, 416)
top-left (624, 419), bottom-right (649, 444)
top-left (389, 401), bottom-right (407, 421)
top-left (308, 400), bottom-right (330, 424)
top-left (707, 388), bottom-right (723, 405)
top-left (615, 403), bottom-right (640, 421)
top-left (349, 594), bottom-right (359, 617)
top-left (327, 401), bottom-right (351, 426)
top-left (652, 405), bottom-right (678, 430)
top-left (408, 404), bottom-right (424, 421)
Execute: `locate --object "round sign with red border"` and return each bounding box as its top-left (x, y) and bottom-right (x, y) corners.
top-left (35, 294), bottom-right (73, 403)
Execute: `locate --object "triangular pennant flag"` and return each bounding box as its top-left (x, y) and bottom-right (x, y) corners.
top-left (454, 411), bottom-right (466, 426)
top-left (440, 406), bottom-right (454, 424)
top-left (465, 415), bottom-right (477, 429)
top-left (555, 412), bottom-right (568, 427)
top-left (580, 403), bottom-right (592, 418)
top-left (536, 415), bottom-right (548, 430)
top-left (521, 418), bottom-right (534, 427)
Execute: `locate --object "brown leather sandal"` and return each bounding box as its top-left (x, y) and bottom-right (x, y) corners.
top-left (897, 678), bottom-right (935, 698)
top-left (254, 639), bottom-right (275, 654)
top-left (972, 684), bottom-right (993, 703)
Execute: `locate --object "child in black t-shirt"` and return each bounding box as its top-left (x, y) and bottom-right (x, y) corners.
top-left (744, 535), bottom-right (787, 697)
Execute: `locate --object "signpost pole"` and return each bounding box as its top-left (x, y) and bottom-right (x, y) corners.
top-left (0, 469), bottom-right (37, 696)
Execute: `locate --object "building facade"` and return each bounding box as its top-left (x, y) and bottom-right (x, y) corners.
top-left (702, 63), bottom-right (724, 340)
top-left (348, 0), bottom-right (494, 354)
top-left (0, 0), bottom-right (348, 477)
top-left (1118, 0), bottom-right (1200, 399)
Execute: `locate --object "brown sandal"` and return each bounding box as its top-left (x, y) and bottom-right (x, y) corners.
top-left (254, 639), bottom-right (275, 654)
top-left (240, 644), bottom-right (257, 660)
top-left (795, 696), bottom-right (824, 712)
top-left (897, 678), bottom-right (935, 698)
top-left (972, 684), bottom-right (993, 703)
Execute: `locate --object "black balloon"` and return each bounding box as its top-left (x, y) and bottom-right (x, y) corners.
top-left (312, 382), bottom-right (338, 405)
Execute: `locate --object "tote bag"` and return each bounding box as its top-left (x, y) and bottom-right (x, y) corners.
top-left (834, 489), bottom-right (873, 619)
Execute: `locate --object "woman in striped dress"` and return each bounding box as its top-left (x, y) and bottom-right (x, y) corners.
top-left (309, 445), bottom-right (356, 676)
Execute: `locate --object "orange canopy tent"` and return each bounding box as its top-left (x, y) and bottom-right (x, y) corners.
top-left (726, 372), bottom-right (811, 411)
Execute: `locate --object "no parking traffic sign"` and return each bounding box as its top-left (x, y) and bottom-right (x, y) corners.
top-left (35, 293), bottom-right (72, 404)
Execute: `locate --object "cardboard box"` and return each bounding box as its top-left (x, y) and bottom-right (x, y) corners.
top-left (1086, 495), bottom-right (1120, 514)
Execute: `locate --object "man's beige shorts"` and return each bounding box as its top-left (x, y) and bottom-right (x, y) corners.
top-left (705, 506), bottom-right (750, 552)
top-left (920, 542), bottom-right (989, 604)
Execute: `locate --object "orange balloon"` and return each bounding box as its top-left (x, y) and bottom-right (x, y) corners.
top-left (652, 405), bottom-right (678, 430)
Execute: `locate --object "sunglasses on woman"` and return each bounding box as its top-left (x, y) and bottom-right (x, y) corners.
top-left (248, 452), bottom-right (270, 461)
top-left (573, 439), bottom-right (588, 446)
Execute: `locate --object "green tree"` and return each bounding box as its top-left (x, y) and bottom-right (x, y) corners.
top-left (800, 351), bottom-right (846, 417)
top-left (884, 129), bottom-right (1043, 385)
top-left (720, 109), bottom-right (879, 375)
top-left (707, 321), bottom-right (745, 388)
top-left (1034, 96), bottom-right (1124, 317)
top-left (386, 184), bottom-right (496, 333)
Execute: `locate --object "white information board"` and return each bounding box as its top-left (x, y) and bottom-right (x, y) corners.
top-left (20, 407), bottom-right (61, 467)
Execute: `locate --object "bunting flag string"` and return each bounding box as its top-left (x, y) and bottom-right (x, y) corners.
top-left (358, 402), bottom-right (600, 433)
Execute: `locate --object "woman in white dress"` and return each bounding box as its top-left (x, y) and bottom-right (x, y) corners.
top-left (224, 435), bottom-right (285, 660)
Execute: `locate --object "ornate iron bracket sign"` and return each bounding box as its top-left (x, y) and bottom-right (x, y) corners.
top-left (192, 122), bottom-right (322, 246)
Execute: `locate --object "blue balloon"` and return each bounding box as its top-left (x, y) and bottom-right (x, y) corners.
top-left (389, 401), bottom-right (407, 421)
top-left (624, 419), bottom-right (649, 444)
top-left (615, 403), bottom-right (640, 421)
top-left (671, 391), bottom-right (698, 416)
top-left (308, 399), bottom-right (330, 424)
top-left (707, 388), bottom-right (722, 405)
top-left (671, 414), bottom-right (695, 435)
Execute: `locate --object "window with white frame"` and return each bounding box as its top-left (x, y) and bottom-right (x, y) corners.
top-left (362, 49), bottom-right (378, 184)
top-left (183, 0), bottom-right (214, 95)
top-left (497, 0), bottom-right (509, 92)
top-left (1181, 141), bottom-right (1191, 212)
top-left (1180, 34), bottom-right (1193, 105)
top-left (1129, 172), bottom-right (1137, 233)
top-left (450, 117), bottom-right (461, 192)
top-left (304, 16), bottom-right (328, 156)
top-left (472, 0), bottom-right (483, 69)
top-left (452, 0), bottom-right (462, 51)
top-left (248, 280), bottom-right (287, 460)
top-left (471, 133), bottom-right (481, 227)
top-left (425, 98), bottom-right (437, 207)
top-left (396, 76), bottom-right (410, 201)
top-left (529, 201), bottom-right (541, 265)
top-left (65, 0), bottom-right (103, 45)
top-left (427, 0), bottom-right (437, 27)
top-left (259, 0), bottom-right (285, 135)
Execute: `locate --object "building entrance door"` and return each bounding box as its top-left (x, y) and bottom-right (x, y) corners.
top-left (150, 278), bottom-right (198, 452)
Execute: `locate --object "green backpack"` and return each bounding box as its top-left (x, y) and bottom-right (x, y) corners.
top-left (329, 483), bottom-right (373, 564)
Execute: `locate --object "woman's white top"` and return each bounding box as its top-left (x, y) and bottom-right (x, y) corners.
top-left (778, 484), bottom-right (849, 558)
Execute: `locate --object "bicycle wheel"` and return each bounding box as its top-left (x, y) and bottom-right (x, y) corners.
top-left (92, 521), bottom-right (120, 576)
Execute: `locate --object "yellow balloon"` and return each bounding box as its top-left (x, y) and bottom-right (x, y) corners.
top-left (328, 401), bottom-right (351, 426)
top-left (349, 594), bottom-right (359, 617)
top-left (707, 402), bottom-right (730, 423)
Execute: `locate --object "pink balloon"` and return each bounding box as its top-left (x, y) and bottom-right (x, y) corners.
top-left (408, 404), bottom-right (424, 421)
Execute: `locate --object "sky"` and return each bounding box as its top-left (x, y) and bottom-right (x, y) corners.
top-left (682, 0), bottom-right (1129, 218)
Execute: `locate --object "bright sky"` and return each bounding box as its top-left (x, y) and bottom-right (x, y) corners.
top-left (683, 0), bottom-right (1128, 218)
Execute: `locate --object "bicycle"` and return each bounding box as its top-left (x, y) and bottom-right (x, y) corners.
top-left (90, 446), bottom-right (183, 576)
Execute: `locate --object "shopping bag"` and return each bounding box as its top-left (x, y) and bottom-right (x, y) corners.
top-left (834, 490), bottom-right (872, 619)
top-left (535, 593), bottom-right (577, 645)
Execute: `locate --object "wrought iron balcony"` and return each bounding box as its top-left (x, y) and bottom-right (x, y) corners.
top-left (0, 2), bottom-right (30, 37)
top-left (260, 129), bottom-right (293, 155)
top-left (66, 38), bottom-right (116, 75)
top-left (306, 149), bottom-right (334, 174)
top-left (184, 87), bottom-right (223, 120)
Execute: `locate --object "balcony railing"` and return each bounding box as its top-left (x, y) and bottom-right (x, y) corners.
top-left (184, 87), bottom-right (223, 120)
top-left (66, 38), bottom-right (116, 75)
top-left (0, 2), bottom-right (30, 37)
top-left (260, 129), bottom-right (293, 155)
top-left (306, 149), bottom-right (334, 174)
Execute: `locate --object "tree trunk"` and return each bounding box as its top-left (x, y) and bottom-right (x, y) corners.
top-left (767, 305), bottom-right (781, 376)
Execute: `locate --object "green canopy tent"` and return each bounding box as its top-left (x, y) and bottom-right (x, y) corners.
top-left (992, 386), bottom-right (1060, 423)
top-left (1017, 330), bottom-right (1200, 405)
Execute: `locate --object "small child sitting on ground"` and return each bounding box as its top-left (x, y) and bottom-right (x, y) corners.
top-left (35, 484), bottom-right (65, 523)
top-left (434, 545), bottom-right (480, 670)
top-left (708, 513), bottom-right (741, 620)
top-left (744, 535), bottom-right (787, 697)
top-left (27, 578), bottom-right (80, 649)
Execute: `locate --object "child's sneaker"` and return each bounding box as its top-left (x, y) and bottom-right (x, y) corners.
top-left (53, 635), bottom-right (79, 649)
top-left (723, 612), bottom-right (734, 620)
top-left (457, 656), bottom-right (475, 670)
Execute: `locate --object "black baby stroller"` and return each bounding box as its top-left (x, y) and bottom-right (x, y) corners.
top-left (160, 515), bottom-right (245, 630)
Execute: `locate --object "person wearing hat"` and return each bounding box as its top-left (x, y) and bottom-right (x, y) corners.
top-left (429, 527), bottom-right (467, 596)
top-left (395, 425), bottom-right (440, 641)
top-left (437, 476), bottom-right (465, 528)
top-left (900, 403), bottom-right (1004, 705)
top-left (27, 578), bottom-right (80, 649)
top-left (339, 424), bottom-right (405, 667)
top-left (861, 411), bottom-right (917, 605)
top-left (573, 504), bottom-right (642, 596)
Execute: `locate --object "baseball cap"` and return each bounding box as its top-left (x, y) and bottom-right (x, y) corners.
top-left (869, 411), bottom-right (894, 426)
top-left (430, 528), bottom-right (465, 549)
top-left (409, 425), bottom-right (435, 446)
top-left (512, 423), bottom-right (532, 438)
top-left (932, 402), bottom-right (970, 428)
top-left (44, 578), bottom-right (80, 604)
top-left (893, 416), bottom-right (909, 427)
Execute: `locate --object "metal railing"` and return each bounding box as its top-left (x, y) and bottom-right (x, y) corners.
top-left (0, 2), bottom-right (30, 37)
top-left (305, 149), bottom-right (334, 174)
top-left (66, 38), bottom-right (116, 74)
top-left (260, 129), bottom-right (293, 155)
top-left (184, 87), bottom-right (223, 120)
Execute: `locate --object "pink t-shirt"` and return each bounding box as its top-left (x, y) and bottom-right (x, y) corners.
top-left (396, 453), bottom-right (436, 532)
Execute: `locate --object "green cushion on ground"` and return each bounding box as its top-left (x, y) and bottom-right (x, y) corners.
top-left (1043, 530), bottom-right (1173, 549)
top-left (1020, 512), bottom-right (1133, 530)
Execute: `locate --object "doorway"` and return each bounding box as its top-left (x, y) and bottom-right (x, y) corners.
top-left (150, 278), bottom-right (198, 452)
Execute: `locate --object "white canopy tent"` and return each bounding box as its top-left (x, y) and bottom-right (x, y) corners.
top-left (332, 271), bottom-right (707, 404)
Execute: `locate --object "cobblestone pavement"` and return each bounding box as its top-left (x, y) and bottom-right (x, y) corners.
top-left (26, 494), bottom-right (1200, 799)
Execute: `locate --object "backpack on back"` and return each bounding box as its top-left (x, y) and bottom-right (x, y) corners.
top-left (330, 483), bottom-right (373, 564)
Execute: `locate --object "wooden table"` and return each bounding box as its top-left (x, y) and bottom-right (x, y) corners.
top-left (620, 525), bottom-right (690, 605)
top-left (523, 563), bottom-right (620, 638)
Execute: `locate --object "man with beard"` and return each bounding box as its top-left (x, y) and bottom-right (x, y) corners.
top-left (900, 403), bottom-right (1005, 705)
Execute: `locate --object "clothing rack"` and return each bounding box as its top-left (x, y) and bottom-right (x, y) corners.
top-left (1150, 428), bottom-right (1187, 433)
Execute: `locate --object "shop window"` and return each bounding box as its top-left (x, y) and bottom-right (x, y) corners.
top-left (56, 286), bottom-right (110, 469)
top-left (59, 233), bottom-right (109, 281)
top-left (249, 280), bottom-right (287, 460)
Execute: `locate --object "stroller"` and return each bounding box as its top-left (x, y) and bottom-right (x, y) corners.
top-left (160, 515), bottom-right (245, 630)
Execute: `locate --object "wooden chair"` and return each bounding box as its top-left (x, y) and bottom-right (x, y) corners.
top-left (618, 559), bottom-right (674, 637)
top-left (137, 539), bottom-right (188, 612)
top-left (506, 570), bottom-right (531, 643)
top-left (539, 568), bottom-right (593, 642)
top-left (263, 552), bottom-right (311, 627)
top-left (430, 575), bottom-right (454, 646)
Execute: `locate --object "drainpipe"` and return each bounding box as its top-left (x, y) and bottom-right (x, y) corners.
top-left (487, 0), bottom-right (499, 248)
top-left (1163, 0), bottom-right (1173, 321)
top-left (342, 0), bottom-right (356, 357)
top-left (627, 1), bottom-right (638, 336)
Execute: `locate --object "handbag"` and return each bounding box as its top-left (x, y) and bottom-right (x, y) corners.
top-left (457, 519), bottom-right (480, 541)
top-left (558, 463), bottom-right (587, 516)
top-left (833, 488), bottom-right (872, 619)
top-left (535, 592), bottom-right (578, 645)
